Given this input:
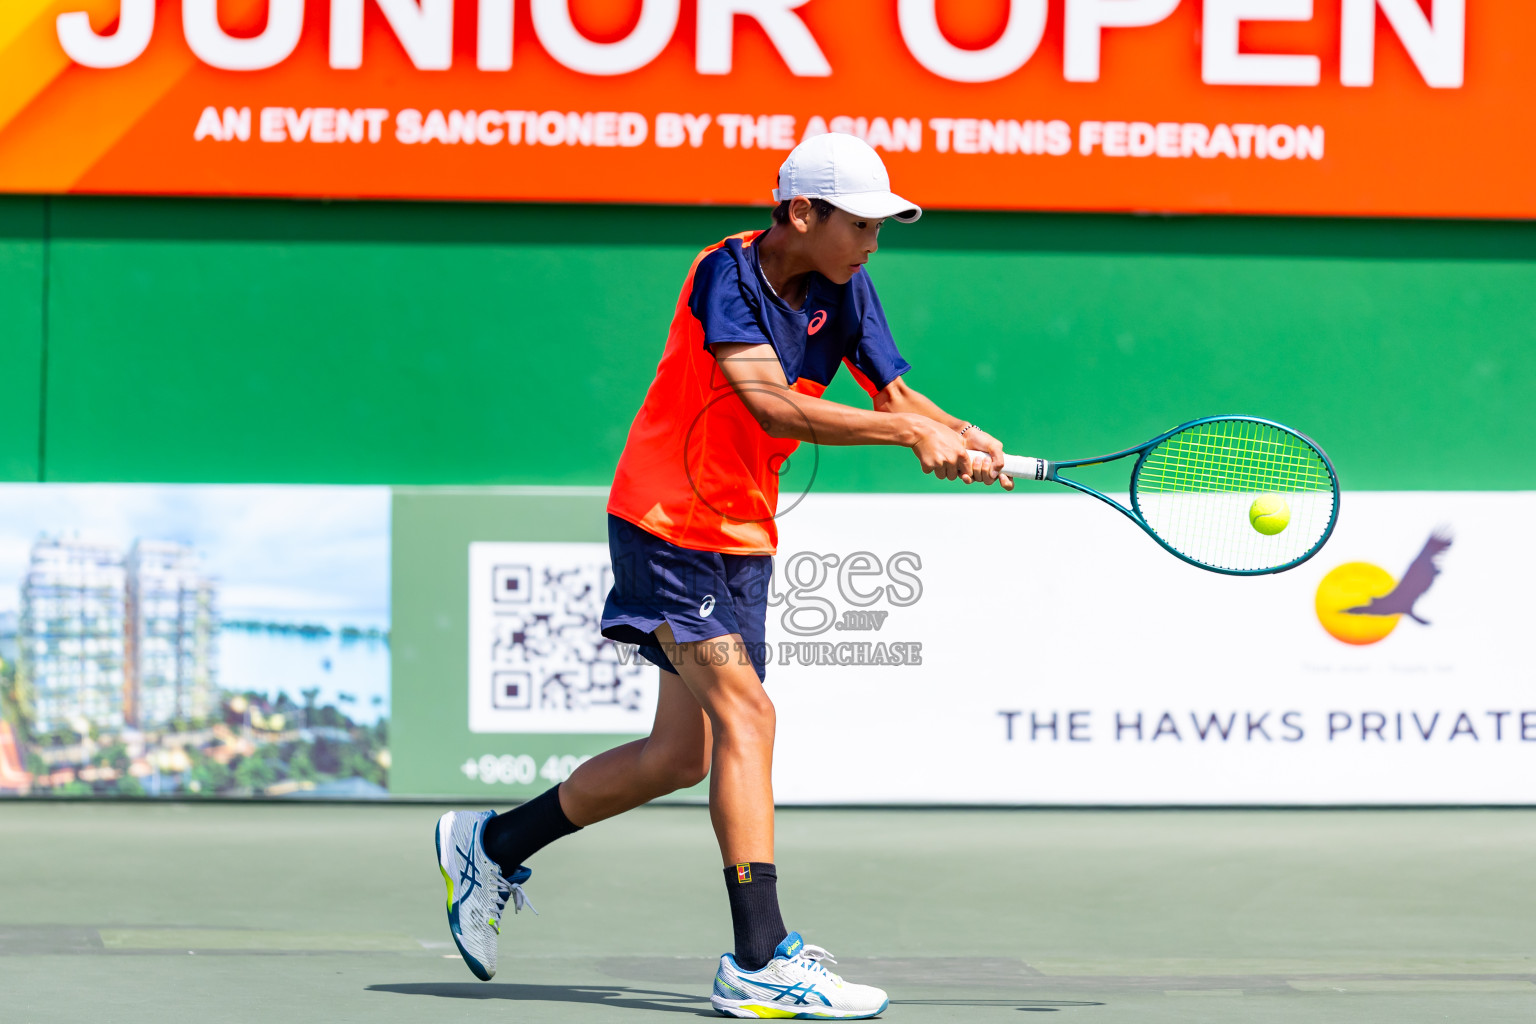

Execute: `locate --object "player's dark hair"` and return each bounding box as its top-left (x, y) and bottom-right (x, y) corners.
top-left (771, 197), bottom-right (836, 225)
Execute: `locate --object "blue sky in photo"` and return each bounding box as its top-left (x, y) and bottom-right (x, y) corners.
top-left (0, 484), bottom-right (390, 626)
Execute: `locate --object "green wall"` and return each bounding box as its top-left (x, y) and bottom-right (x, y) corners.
top-left (2, 195), bottom-right (1533, 490)
top-left (0, 199), bottom-right (43, 481)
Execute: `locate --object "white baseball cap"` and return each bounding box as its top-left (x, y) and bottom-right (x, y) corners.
top-left (772, 132), bottom-right (922, 223)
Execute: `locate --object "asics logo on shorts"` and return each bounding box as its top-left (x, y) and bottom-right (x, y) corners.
top-left (699, 595), bottom-right (716, 617)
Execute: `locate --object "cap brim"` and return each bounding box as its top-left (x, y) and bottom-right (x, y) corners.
top-left (824, 191), bottom-right (922, 223)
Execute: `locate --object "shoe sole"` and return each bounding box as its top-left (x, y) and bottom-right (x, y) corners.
top-left (435, 811), bottom-right (494, 982)
top-left (710, 996), bottom-right (889, 1019)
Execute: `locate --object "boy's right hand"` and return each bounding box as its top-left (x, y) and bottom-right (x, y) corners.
top-left (910, 419), bottom-right (974, 482)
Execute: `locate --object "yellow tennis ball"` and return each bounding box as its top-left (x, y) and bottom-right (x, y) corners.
top-left (1249, 493), bottom-right (1291, 535)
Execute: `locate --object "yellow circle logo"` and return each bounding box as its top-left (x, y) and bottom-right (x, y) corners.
top-left (1315, 562), bottom-right (1400, 645)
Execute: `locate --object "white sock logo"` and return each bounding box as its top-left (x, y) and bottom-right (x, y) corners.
top-left (699, 595), bottom-right (716, 617)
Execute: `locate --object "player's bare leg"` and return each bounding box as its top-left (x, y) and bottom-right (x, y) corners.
top-left (649, 623), bottom-right (775, 865)
top-left (558, 666), bottom-right (712, 825)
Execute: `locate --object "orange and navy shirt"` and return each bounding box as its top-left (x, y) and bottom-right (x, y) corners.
top-left (608, 230), bottom-right (911, 555)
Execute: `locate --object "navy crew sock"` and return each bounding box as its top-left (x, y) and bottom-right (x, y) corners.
top-left (479, 784), bottom-right (581, 877)
top-left (723, 862), bottom-right (788, 971)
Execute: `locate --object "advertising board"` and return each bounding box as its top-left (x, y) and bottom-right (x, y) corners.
top-left (2, 1), bottom-right (1527, 216)
top-left (391, 487), bottom-right (1536, 805)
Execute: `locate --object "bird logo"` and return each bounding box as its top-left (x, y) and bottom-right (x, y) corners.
top-left (1313, 530), bottom-right (1452, 646)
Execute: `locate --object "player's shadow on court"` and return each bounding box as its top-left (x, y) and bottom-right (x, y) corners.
top-left (895, 998), bottom-right (1106, 1012)
top-left (368, 984), bottom-right (1103, 1015)
top-left (367, 982), bottom-right (713, 1015)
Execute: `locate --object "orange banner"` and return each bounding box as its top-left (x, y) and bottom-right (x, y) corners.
top-left (0, 1), bottom-right (1528, 217)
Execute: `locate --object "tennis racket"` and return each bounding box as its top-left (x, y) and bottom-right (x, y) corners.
top-left (969, 415), bottom-right (1339, 575)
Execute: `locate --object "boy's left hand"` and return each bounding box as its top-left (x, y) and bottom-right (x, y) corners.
top-left (964, 428), bottom-right (1014, 491)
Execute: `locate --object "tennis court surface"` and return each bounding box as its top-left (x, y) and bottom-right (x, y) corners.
top-left (2, 802), bottom-right (1532, 1023)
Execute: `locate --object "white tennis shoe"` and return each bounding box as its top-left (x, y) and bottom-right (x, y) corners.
top-left (434, 809), bottom-right (537, 981)
top-left (711, 932), bottom-right (889, 1019)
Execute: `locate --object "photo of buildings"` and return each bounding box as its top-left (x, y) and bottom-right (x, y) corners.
top-left (21, 537), bottom-right (217, 736)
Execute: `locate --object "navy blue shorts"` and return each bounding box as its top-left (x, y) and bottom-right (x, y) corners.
top-left (600, 515), bottom-right (772, 681)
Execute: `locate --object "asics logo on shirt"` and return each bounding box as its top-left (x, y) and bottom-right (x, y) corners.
top-left (807, 310), bottom-right (828, 335)
top-left (700, 595), bottom-right (717, 617)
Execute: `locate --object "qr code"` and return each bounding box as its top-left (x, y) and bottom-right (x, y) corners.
top-left (470, 543), bottom-right (655, 734)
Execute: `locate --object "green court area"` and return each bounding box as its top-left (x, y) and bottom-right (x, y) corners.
top-left (1, 803), bottom-right (1532, 1022)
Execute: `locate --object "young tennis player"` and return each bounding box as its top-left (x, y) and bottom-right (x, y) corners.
top-left (435, 132), bottom-right (1009, 1019)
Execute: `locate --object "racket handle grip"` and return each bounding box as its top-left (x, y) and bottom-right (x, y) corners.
top-left (968, 451), bottom-right (1052, 481)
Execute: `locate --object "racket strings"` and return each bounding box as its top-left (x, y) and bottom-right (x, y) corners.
top-left (1133, 419), bottom-right (1336, 572)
